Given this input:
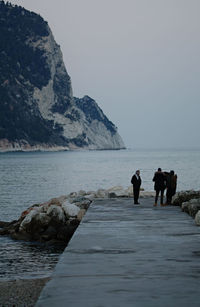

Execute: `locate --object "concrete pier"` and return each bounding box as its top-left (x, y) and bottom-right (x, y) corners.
top-left (36, 198), bottom-right (200, 307)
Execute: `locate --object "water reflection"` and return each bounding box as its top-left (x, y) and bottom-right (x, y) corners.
top-left (0, 236), bottom-right (66, 280)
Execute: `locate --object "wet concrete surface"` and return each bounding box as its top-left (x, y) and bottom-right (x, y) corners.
top-left (36, 198), bottom-right (200, 307)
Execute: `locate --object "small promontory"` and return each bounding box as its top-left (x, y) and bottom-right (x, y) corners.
top-left (0, 1), bottom-right (125, 151)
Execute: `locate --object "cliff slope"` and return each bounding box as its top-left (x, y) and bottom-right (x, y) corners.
top-left (0, 1), bottom-right (125, 151)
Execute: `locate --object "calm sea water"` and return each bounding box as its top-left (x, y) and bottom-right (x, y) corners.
top-left (0, 148), bottom-right (200, 280)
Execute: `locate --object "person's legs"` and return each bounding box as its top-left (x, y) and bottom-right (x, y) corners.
top-left (166, 188), bottom-right (171, 205)
top-left (154, 190), bottom-right (160, 206)
top-left (160, 189), bottom-right (164, 205)
top-left (133, 187), bottom-right (139, 204)
top-left (168, 189), bottom-right (173, 205)
top-left (133, 186), bottom-right (135, 202)
top-left (169, 188), bottom-right (176, 205)
top-left (166, 188), bottom-right (169, 204)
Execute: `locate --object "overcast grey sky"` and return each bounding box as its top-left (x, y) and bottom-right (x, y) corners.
top-left (10, 0), bottom-right (200, 149)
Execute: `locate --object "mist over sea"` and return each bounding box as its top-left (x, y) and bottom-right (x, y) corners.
top-left (0, 148), bottom-right (200, 280)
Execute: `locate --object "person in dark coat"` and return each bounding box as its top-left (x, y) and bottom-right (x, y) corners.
top-left (165, 170), bottom-right (177, 205)
top-left (152, 168), bottom-right (166, 206)
top-left (131, 170), bottom-right (142, 204)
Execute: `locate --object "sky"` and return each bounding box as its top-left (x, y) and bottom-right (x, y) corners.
top-left (10, 0), bottom-right (200, 149)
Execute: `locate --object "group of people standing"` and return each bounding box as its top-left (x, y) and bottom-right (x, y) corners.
top-left (131, 168), bottom-right (177, 206)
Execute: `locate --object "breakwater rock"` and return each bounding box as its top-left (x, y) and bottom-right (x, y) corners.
top-left (0, 186), bottom-right (154, 245)
top-left (172, 190), bottom-right (200, 226)
top-left (75, 186), bottom-right (155, 199)
top-left (0, 195), bottom-right (91, 245)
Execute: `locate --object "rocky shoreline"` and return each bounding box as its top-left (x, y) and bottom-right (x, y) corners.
top-left (0, 139), bottom-right (125, 153)
top-left (0, 186), bottom-right (155, 245)
top-left (1, 188), bottom-right (200, 306)
top-left (172, 190), bottom-right (200, 225)
top-left (0, 138), bottom-right (71, 152)
top-left (0, 138), bottom-right (126, 152)
top-left (1, 187), bottom-right (200, 246)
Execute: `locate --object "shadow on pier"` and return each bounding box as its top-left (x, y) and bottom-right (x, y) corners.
top-left (36, 198), bottom-right (200, 307)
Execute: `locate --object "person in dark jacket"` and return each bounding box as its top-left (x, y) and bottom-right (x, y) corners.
top-left (152, 168), bottom-right (166, 206)
top-left (165, 170), bottom-right (177, 205)
top-left (131, 170), bottom-right (142, 204)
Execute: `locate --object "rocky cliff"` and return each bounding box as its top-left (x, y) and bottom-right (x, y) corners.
top-left (0, 1), bottom-right (125, 151)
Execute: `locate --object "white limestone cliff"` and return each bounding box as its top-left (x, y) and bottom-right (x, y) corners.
top-left (0, 3), bottom-right (125, 151)
top-left (31, 26), bottom-right (125, 150)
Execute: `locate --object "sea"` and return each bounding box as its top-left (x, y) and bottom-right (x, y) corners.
top-left (0, 148), bottom-right (200, 280)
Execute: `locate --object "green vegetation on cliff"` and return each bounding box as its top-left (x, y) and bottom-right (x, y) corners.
top-left (0, 1), bottom-right (124, 150)
top-left (0, 1), bottom-right (51, 88)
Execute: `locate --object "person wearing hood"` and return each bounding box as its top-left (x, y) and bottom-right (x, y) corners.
top-left (165, 170), bottom-right (177, 205)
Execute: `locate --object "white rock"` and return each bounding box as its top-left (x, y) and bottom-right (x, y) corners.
top-left (56, 195), bottom-right (68, 204)
top-left (47, 205), bottom-right (65, 222)
top-left (107, 186), bottom-right (127, 197)
top-left (69, 192), bottom-right (77, 198)
top-left (62, 201), bottom-right (80, 217)
top-left (77, 190), bottom-right (86, 196)
top-left (140, 191), bottom-right (155, 198)
top-left (35, 212), bottom-right (51, 226)
top-left (85, 193), bottom-right (96, 200)
top-left (20, 208), bottom-right (38, 230)
top-left (182, 202), bottom-right (189, 210)
top-left (77, 209), bottom-right (86, 221)
top-left (39, 203), bottom-right (50, 213)
top-left (85, 190), bottom-right (96, 195)
top-left (107, 186), bottom-right (124, 192)
top-left (124, 186), bottom-right (133, 197)
top-left (96, 189), bottom-right (108, 198)
top-left (189, 198), bottom-right (200, 204)
top-left (195, 211), bottom-right (200, 226)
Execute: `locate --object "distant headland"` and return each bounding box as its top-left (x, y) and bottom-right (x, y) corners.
top-left (0, 1), bottom-right (125, 152)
